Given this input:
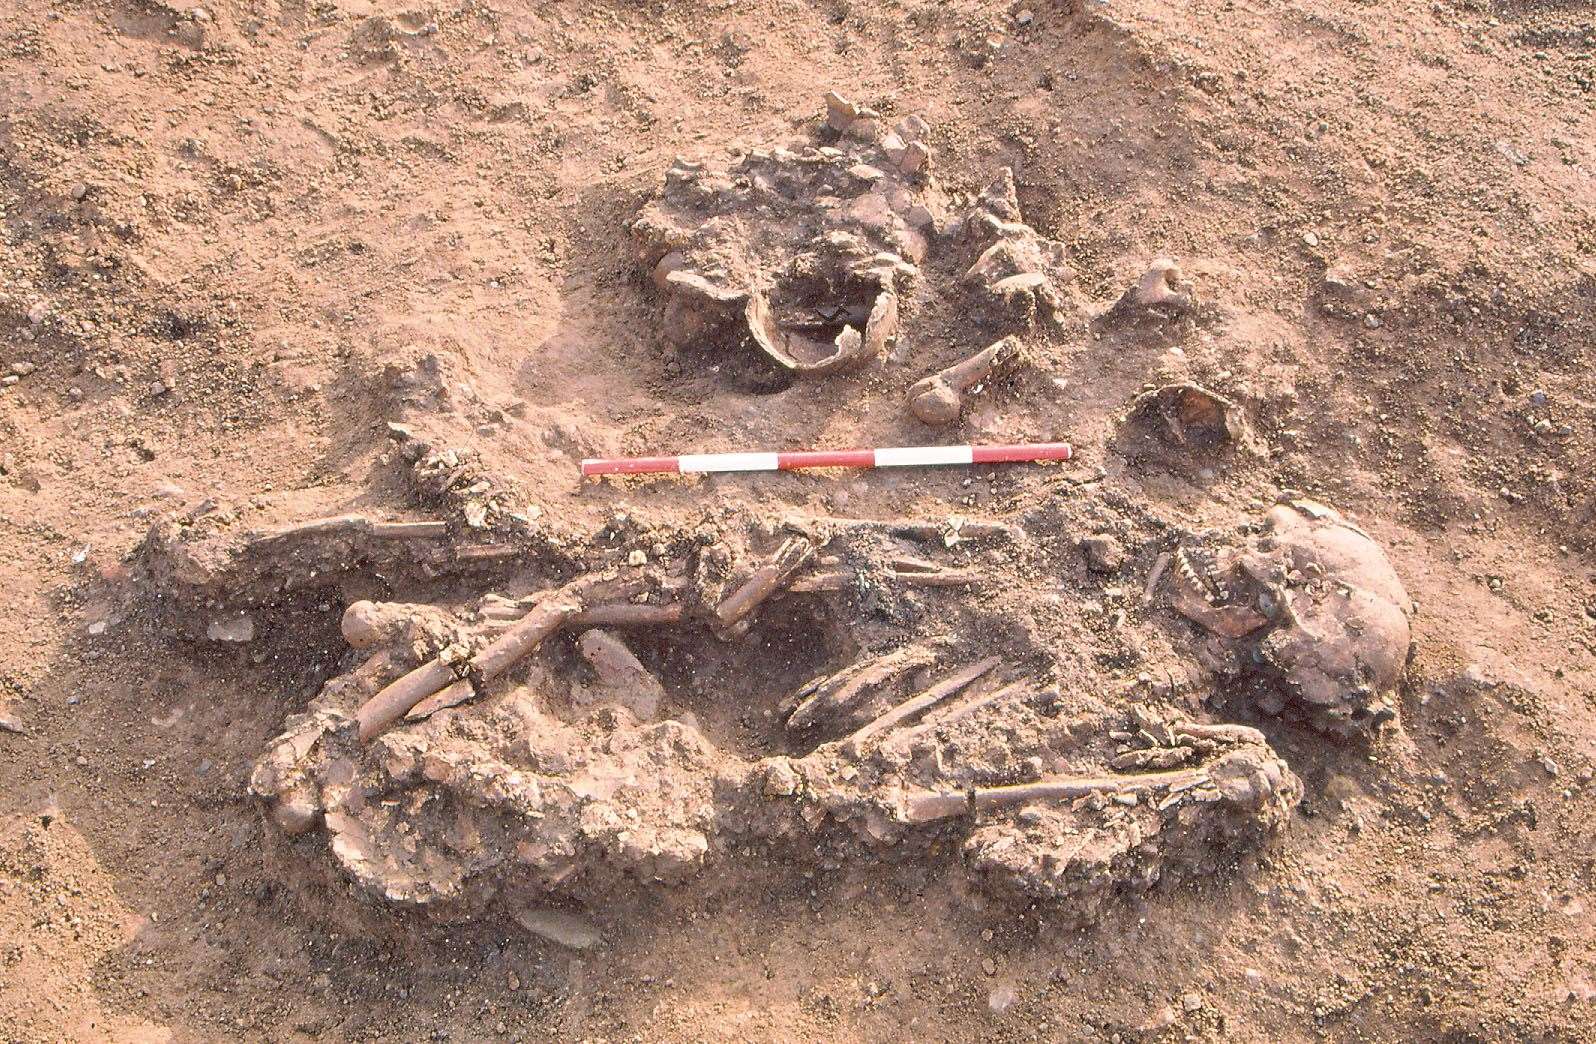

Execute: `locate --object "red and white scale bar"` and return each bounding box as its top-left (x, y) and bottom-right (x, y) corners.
top-left (581, 442), bottom-right (1073, 477)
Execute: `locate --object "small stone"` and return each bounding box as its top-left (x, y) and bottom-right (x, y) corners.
top-left (86, 620), bottom-right (107, 636)
top-left (1015, 9), bottom-right (1034, 25)
top-left (1363, 313), bottom-right (1382, 329)
top-left (1541, 756), bottom-right (1560, 777)
top-left (1301, 230), bottom-right (1319, 247)
top-left (762, 760), bottom-right (800, 797)
top-left (11, 361), bottom-right (36, 376)
top-left (988, 983), bottom-right (1019, 1013)
top-left (1529, 389), bottom-right (1548, 405)
top-left (1323, 267), bottom-right (1357, 294)
top-left (514, 907), bottom-right (601, 950)
top-left (206, 615), bottom-right (256, 643)
top-left (0, 712), bottom-right (25, 735)
top-left (70, 182), bottom-right (89, 201)
top-left (981, 957), bottom-right (997, 976)
top-left (626, 549), bottom-right (647, 566)
top-left (1080, 534), bottom-right (1124, 574)
top-left (1243, 968), bottom-right (1263, 986)
top-left (1182, 991), bottom-right (1203, 1013)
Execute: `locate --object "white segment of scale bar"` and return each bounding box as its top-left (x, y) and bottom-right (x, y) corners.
top-left (677, 452), bottom-right (782, 473)
top-left (873, 445), bottom-right (976, 468)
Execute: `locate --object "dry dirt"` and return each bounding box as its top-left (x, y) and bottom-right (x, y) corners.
top-left (3, 0), bottom-right (1596, 1041)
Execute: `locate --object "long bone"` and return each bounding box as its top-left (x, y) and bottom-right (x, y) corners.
top-left (901, 765), bottom-right (1209, 824)
top-left (906, 336), bottom-right (1022, 427)
top-left (252, 514), bottom-right (450, 544)
top-left (355, 574), bottom-right (645, 740)
top-left (713, 536), bottom-right (817, 636)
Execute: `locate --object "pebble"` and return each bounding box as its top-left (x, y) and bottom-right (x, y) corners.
top-left (1015, 9), bottom-right (1034, 25)
top-left (206, 615), bottom-right (256, 643)
top-left (988, 983), bottom-right (1019, 1013)
top-left (1182, 991), bottom-right (1204, 1012)
top-left (1080, 533), bottom-right (1124, 573)
top-left (981, 957), bottom-right (997, 976)
top-left (1301, 230), bottom-right (1319, 247)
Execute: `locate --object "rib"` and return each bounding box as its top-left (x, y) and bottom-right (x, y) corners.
top-left (785, 642), bottom-right (945, 732)
top-left (841, 657), bottom-right (1000, 757)
top-left (888, 680), bottom-right (1030, 749)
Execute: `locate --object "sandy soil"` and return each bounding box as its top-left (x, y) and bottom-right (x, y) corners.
top-left (2, 0), bottom-right (1594, 1041)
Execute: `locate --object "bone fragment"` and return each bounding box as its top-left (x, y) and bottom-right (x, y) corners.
top-left (1173, 721), bottom-right (1267, 746)
top-left (1143, 551), bottom-right (1173, 603)
top-left (404, 678), bottom-right (477, 722)
top-left (513, 907), bottom-right (602, 950)
top-left (575, 629), bottom-right (665, 719)
top-left (453, 544), bottom-right (523, 562)
top-left (885, 567), bottom-right (982, 587)
top-left (1109, 258), bottom-right (1194, 316)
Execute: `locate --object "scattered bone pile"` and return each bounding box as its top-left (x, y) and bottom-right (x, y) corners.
top-left (629, 92), bottom-right (936, 378)
top-left (630, 93), bottom-right (1098, 427)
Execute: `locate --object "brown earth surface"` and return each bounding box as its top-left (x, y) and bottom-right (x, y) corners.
top-left (2, 0), bottom-right (1595, 1041)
